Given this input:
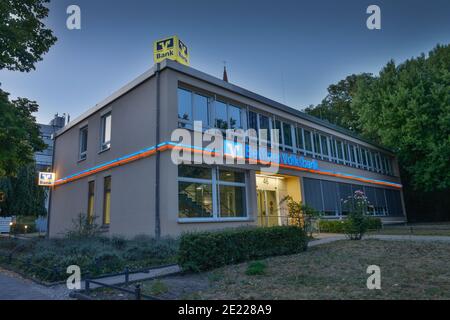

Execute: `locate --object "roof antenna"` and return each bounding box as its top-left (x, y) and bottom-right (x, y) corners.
top-left (223, 61), bottom-right (229, 83)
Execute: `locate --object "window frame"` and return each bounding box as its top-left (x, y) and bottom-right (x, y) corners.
top-left (79, 126), bottom-right (88, 161)
top-left (100, 112), bottom-right (111, 152)
top-left (102, 176), bottom-right (111, 226)
top-left (178, 166), bottom-right (249, 223)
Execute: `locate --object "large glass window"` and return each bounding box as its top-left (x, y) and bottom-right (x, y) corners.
top-left (214, 101), bottom-right (228, 129)
top-left (178, 166), bottom-right (247, 220)
top-left (283, 122), bottom-right (293, 150)
top-left (178, 88), bottom-right (192, 125)
top-left (193, 93), bottom-right (209, 126)
top-left (304, 130), bottom-right (313, 154)
top-left (248, 111), bottom-right (258, 131)
top-left (228, 105), bottom-right (241, 129)
top-left (259, 114), bottom-right (271, 142)
top-left (320, 135), bottom-right (329, 158)
top-left (79, 126), bottom-right (88, 160)
top-left (100, 113), bottom-right (111, 151)
top-left (296, 127), bottom-right (304, 152)
top-left (103, 176), bottom-right (111, 225)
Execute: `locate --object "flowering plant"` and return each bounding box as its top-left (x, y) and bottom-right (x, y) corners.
top-left (342, 190), bottom-right (372, 240)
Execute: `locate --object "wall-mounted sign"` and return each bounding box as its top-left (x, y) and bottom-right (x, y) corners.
top-left (153, 36), bottom-right (189, 66)
top-left (38, 172), bottom-right (55, 186)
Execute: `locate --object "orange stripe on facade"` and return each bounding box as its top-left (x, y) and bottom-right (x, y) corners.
top-left (53, 144), bottom-right (402, 189)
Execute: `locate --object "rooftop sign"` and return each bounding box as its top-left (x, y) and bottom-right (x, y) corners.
top-left (153, 36), bottom-right (189, 66)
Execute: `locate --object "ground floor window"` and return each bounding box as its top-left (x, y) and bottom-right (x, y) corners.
top-left (303, 177), bottom-right (403, 217)
top-left (103, 176), bottom-right (111, 225)
top-left (178, 165), bottom-right (247, 220)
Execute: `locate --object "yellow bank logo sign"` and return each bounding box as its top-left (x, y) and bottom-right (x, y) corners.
top-left (38, 172), bottom-right (55, 186)
top-left (154, 36), bottom-right (189, 66)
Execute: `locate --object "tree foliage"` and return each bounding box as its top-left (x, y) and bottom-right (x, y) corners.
top-left (305, 44), bottom-right (449, 194)
top-left (0, 0), bottom-right (57, 72)
top-left (0, 91), bottom-right (46, 176)
top-left (353, 44), bottom-right (450, 192)
top-left (304, 73), bottom-right (374, 133)
top-left (0, 164), bottom-right (47, 216)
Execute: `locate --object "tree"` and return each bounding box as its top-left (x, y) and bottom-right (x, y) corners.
top-left (0, 164), bottom-right (47, 217)
top-left (0, 0), bottom-right (56, 177)
top-left (0, 0), bottom-right (57, 72)
top-left (0, 92), bottom-right (46, 176)
top-left (304, 73), bottom-right (374, 133)
top-left (353, 44), bottom-right (450, 192)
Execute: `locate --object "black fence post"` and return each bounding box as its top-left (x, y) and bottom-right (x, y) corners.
top-left (125, 267), bottom-right (129, 285)
top-left (85, 273), bottom-right (91, 295)
top-left (135, 284), bottom-right (141, 300)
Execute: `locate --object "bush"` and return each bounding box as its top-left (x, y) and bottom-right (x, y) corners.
top-left (366, 217), bottom-right (382, 231)
top-left (319, 217), bottom-right (382, 234)
top-left (178, 226), bottom-right (308, 272)
top-left (318, 220), bottom-right (346, 233)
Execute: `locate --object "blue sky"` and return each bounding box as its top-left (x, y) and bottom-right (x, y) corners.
top-left (1, 0), bottom-right (449, 124)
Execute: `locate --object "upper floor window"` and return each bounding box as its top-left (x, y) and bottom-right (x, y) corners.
top-left (79, 126), bottom-right (88, 160)
top-left (178, 88), bottom-right (192, 126)
top-left (100, 113), bottom-right (111, 151)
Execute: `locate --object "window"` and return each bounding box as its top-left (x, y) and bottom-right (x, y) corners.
top-left (193, 93), bottom-right (210, 126)
top-left (100, 113), bottom-right (111, 151)
top-left (258, 114), bottom-right (271, 142)
top-left (103, 176), bottom-right (111, 225)
top-left (214, 101), bottom-right (228, 129)
top-left (282, 122), bottom-right (293, 150)
top-left (295, 127), bottom-right (304, 152)
top-left (79, 126), bottom-right (88, 160)
top-left (178, 165), bottom-right (247, 220)
top-left (304, 130), bottom-right (313, 155)
top-left (313, 133), bottom-right (321, 157)
top-left (228, 105), bottom-right (242, 129)
top-left (178, 88), bottom-right (192, 126)
top-left (248, 111), bottom-right (258, 131)
top-left (87, 181), bottom-right (95, 222)
top-left (320, 135), bottom-right (329, 159)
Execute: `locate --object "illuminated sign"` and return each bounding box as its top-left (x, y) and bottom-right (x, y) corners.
top-left (223, 140), bottom-right (319, 170)
top-left (153, 36), bottom-right (190, 66)
top-left (38, 172), bottom-right (55, 186)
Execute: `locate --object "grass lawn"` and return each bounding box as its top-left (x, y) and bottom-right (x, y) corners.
top-left (186, 240), bottom-right (450, 300)
top-left (369, 223), bottom-right (450, 237)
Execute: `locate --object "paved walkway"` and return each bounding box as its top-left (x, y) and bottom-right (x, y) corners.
top-left (0, 268), bottom-right (69, 300)
top-left (309, 233), bottom-right (450, 246)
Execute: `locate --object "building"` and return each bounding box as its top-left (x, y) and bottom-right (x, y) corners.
top-left (36, 114), bottom-right (66, 214)
top-left (48, 60), bottom-right (406, 238)
top-left (35, 114), bottom-right (66, 171)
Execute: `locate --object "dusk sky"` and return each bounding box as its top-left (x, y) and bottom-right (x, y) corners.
top-left (1, 0), bottom-right (449, 124)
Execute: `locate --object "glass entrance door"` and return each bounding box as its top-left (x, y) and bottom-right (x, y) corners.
top-left (257, 190), bottom-right (279, 227)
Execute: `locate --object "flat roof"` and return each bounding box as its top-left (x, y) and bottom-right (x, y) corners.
top-left (56, 59), bottom-right (393, 154)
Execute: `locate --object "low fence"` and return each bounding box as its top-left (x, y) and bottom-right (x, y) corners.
top-left (84, 269), bottom-right (160, 300)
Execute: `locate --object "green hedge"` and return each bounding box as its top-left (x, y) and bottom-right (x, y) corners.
top-left (319, 217), bottom-right (382, 233)
top-left (178, 226), bottom-right (308, 272)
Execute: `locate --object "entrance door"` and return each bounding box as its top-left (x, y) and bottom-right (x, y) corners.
top-left (257, 190), bottom-right (279, 227)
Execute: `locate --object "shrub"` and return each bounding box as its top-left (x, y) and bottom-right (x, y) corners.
top-left (178, 226), bottom-right (308, 272)
top-left (366, 217), bottom-right (382, 231)
top-left (280, 196), bottom-right (321, 237)
top-left (318, 220), bottom-right (346, 233)
top-left (245, 261), bottom-right (267, 276)
top-left (319, 217), bottom-right (382, 234)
